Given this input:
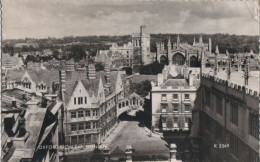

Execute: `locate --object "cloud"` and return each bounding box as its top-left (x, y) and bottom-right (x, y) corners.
top-left (2, 0), bottom-right (258, 39)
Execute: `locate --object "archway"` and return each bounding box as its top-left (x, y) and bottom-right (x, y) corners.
top-left (172, 53), bottom-right (185, 65)
top-left (190, 56), bottom-right (198, 67)
top-left (160, 55), bottom-right (168, 65)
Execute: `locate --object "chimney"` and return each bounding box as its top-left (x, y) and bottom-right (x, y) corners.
top-left (188, 74), bottom-right (194, 86)
top-left (26, 96), bottom-right (40, 109)
top-left (59, 70), bottom-right (66, 99)
top-left (87, 64), bottom-right (96, 80)
top-left (162, 67), bottom-right (168, 80)
top-left (201, 51), bottom-right (206, 70)
top-left (244, 63), bottom-right (249, 86)
top-left (12, 97), bottom-right (17, 108)
top-left (140, 25), bottom-right (146, 36)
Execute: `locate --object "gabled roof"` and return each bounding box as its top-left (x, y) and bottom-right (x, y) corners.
top-left (2, 53), bottom-right (23, 66)
top-left (5, 69), bottom-right (59, 86)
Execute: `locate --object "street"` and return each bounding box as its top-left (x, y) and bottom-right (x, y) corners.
top-left (108, 121), bottom-right (169, 155)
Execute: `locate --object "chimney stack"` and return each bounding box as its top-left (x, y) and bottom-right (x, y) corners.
top-left (59, 70), bottom-right (66, 99)
top-left (12, 97), bottom-right (17, 108)
top-left (87, 64), bottom-right (96, 80)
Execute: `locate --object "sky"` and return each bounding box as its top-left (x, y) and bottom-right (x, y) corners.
top-left (2, 0), bottom-right (259, 39)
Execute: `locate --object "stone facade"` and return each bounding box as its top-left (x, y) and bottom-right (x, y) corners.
top-left (197, 60), bottom-right (259, 162)
top-left (156, 36), bottom-right (211, 67)
top-left (151, 65), bottom-right (200, 132)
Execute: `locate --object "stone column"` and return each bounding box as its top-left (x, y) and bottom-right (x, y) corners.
top-left (103, 147), bottom-right (110, 162)
top-left (125, 145), bottom-right (133, 162)
top-left (170, 144), bottom-right (181, 162)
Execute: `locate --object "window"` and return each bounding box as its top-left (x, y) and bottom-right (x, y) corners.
top-left (78, 123), bottom-right (84, 130)
top-left (249, 113), bottom-right (259, 138)
top-left (71, 124), bottom-right (77, 131)
top-left (93, 110), bottom-right (97, 116)
top-left (78, 111), bottom-right (84, 118)
top-left (161, 94), bottom-right (167, 101)
top-left (78, 135), bottom-right (84, 144)
top-left (74, 97), bottom-right (76, 105)
top-left (85, 122), bottom-right (91, 129)
top-left (92, 122), bottom-right (96, 129)
top-left (185, 118), bottom-right (189, 127)
top-left (230, 103), bottom-right (238, 126)
top-left (184, 94), bottom-right (190, 100)
top-left (78, 97), bottom-right (83, 105)
top-left (85, 110), bottom-right (91, 117)
top-left (184, 104), bottom-right (191, 112)
top-left (85, 97), bottom-right (87, 104)
top-left (216, 95), bottom-right (223, 115)
top-left (173, 94), bottom-right (178, 100)
top-left (174, 118), bottom-right (178, 127)
top-left (71, 112), bottom-right (76, 118)
top-left (249, 149), bottom-right (259, 162)
top-left (85, 134), bottom-right (91, 144)
top-left (173, 104), bottom-right (179, 112)
top-left (162, 117), bottom-right (167, 123)
top-left (161, 103), bottom-right (167, 113)
top-left (71, 136), bottom-right (77, 145)
top-left (230, 135), bottom-right (238, 157)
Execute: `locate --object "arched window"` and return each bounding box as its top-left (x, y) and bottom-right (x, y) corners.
top-left (190, 56), bottom-right (198, 67)
top-left (160, 55), bottom-right (168, 65)
top-left (172, 53), bottom-right (185, 65)
top-left (119, 103), bottom-right (121, 108)
top-left (126, 101), bottom-right (129, 106)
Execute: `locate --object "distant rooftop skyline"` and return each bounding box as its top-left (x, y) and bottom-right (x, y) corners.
top-left (2, 0), bottom-right (259, 39)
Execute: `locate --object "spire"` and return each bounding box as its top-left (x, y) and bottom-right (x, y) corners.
top-left (176, 35), bottom-right (180, 47)
top-left (193, 37), bottom-right (196, 45)
top-left (208, 38), bottom-right (212, 53)
top-left (199, 35), bottom-right (203, 44)
top-left (237, 53), bottom-right (242, 71)
top-left (215, 45), bottom-right (219, 56)
top-left (226, 49), bottom-right (229, 57)
top-left (167, 37), bottom-right (171, 47)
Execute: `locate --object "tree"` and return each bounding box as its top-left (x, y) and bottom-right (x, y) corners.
top-left (132, 80), bottom-right (152, 97)
top-left (95, 62), bottom-right (105, 71)
top-left (139, 61), bottom-right (164, 75)
top-left (70, 45), bottom-right (86, 62)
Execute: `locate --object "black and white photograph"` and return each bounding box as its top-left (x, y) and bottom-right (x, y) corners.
top-left (1, 0), bottom-right (259, 161)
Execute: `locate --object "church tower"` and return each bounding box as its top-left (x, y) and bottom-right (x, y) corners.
top-left (140, 25), bottom-right (151, 65)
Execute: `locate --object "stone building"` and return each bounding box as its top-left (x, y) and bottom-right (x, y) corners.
top-left (60, 64), bottom-right (131, 145)
top-left (151, 65), bottom-right (200, 132)
top-left (156, 36), bottom-right (212, 67)
top-left (132, 25), bottom-right (153, 66)
top-left (197, 58), bottom-right (259, 162)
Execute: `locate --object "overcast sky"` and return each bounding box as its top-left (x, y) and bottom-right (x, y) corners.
top-left (2, 0), bottom-right (259, 39)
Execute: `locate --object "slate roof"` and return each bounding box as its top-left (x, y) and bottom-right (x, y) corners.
top-left (5, 69), bottom-right (59, 86)
top-left (132, 74), bottom-right (157, 84)
top-left (2, 53), bottom-right (23, 67)
top-left (161, 79), bottom-right (188, 87)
